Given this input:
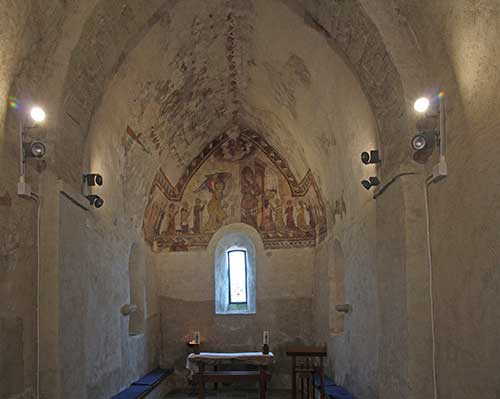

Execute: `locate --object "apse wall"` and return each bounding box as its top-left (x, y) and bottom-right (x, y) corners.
top-left (157, 224), bottom-right (314, 387)
top-left (80, 0), bottom-right (383, 393)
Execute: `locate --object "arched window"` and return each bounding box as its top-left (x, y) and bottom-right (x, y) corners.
top-left (214, 232), bottom-right (256, 314)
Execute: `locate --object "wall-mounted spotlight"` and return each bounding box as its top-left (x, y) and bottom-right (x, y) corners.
top-left (86, 195), bottom-right (104, 208)
top-left (411, 131), bottom-right (437, 151)
top-left (23, 141), bottom-right (46, 159)
top-left (16, 104), bottom-right (48, 198)
top-left (361, 150), bottom-right (381, 165)
top-left (361, 176), bottom-right (380, 191)
top-left (83, 173), bottom-right (103, 186)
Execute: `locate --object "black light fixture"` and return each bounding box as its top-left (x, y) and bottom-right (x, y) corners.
top-left (411, 131), bottom-right (437, 151)
top-left (83, 173), bottom-right (103, 186)
top-left (23, 141), bottom-right (46, 159)
top-left (361, 150), bottom-right (381, 165)
top-left (361, 177), bottom-right (380, 191)
top-left (86, 194), bottom-right (104, 208)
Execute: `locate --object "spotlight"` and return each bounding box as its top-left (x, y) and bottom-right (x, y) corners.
top-left (411, 131), bottom-right (436, 151)
top-left (414, 97), bottom-right (430, 113)
top-left (83, 173), bottom-right (103, 186)
top-left (30, 106), bottom-right (46, 123)
top-left (361, 177), bottom-right (380, 191)
top-left (23, 141), bottom-right (46, 158)
top-left (87, 195), bottom-right (104, 208)
top-left (361, 150), bottom-right (381, 165)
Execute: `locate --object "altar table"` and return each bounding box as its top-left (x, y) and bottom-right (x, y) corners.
top-left (187, 352), bottom-right (275, 399)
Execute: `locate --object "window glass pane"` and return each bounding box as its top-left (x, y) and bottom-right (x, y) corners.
top-left (228, 250), bottom-right (247, 303)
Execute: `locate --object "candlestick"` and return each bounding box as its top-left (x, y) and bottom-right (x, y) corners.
top-left (263, 331), bottom-right (269, 345)
top-left (194, 331), bottom-right (200, 345)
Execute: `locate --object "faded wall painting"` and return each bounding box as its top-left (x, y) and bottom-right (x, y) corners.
top-left (143, 128), bottom-right (327, 252)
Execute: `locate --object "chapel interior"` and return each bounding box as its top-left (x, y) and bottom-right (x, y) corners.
top-left (1, 1), bottom-right (499, 399)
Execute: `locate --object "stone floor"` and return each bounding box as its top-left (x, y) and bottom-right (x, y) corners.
top-left (163, 388), bottom-right (291, 399)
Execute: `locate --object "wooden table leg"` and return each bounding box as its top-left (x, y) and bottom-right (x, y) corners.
top-left (292, 356), bottom-right (297, 399)
top-left (198, 363), bottom-right (205, 399)
top-left (319, 357), bottom-right (325, 399)
top-left (301, 370), bottom-right (304, 399)
top-left (259, 366), bottom-right (266, 399)
top-left (306, 358), bottom-right (310, 399)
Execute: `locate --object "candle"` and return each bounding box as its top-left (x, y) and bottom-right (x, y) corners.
top-left (263, 331), bottom-right (269, 345)
top-left (194, 331), bottom-right (200, 345)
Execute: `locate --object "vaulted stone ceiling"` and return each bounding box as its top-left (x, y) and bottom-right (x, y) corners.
top-left (47, 0), bottom-right (409, 189)
top-left (83, 0), bottom-right (386, 230)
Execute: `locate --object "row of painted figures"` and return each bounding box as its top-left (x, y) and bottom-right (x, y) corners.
top-left (160, 197), bottom-right (319, 236)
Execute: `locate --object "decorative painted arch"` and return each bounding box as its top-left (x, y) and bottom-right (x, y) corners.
top-left (143, 128), bottom-right (327, 252)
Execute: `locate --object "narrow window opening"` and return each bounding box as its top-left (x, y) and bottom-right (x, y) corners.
top-left (228, 249), bottom-right (248, 304)
top-left (214, 231), bottom-right (256, 315)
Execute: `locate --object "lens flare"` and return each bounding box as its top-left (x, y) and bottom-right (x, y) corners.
top-left (7, 96), bottom-right (19, 109)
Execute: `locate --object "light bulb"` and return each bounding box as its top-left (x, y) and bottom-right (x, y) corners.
top-left (30, 106), bottom-right (46, 123)
top-left (414, 97), bottom-right (430, 113)
top-left (30, 141), bottom-right (46, 158)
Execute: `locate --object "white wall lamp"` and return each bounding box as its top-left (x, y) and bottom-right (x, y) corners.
top-left (17, 104), bottom-right (47, 198)
top-left (411, 93), bottom-right (448, 182)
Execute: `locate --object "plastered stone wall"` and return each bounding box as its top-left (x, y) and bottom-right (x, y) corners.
top-left (157, 223), bottom-right (314, 388)
top-left (359, 2), bottom-right (500, 397)
top-left (0, 2), bottom-right (47, 398)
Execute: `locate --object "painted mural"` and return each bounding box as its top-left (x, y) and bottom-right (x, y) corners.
top-left (143, 128), bottom-right (327, 252)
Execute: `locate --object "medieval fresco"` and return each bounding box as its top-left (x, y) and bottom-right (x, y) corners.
top-left (143, 128), bottom-right (327, 252)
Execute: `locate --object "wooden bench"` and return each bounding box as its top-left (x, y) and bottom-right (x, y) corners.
top-left (194, 364), bottom-right (271, 399)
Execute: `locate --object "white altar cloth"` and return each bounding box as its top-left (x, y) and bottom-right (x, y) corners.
top-left (186, 352), bottom-right (275, 373)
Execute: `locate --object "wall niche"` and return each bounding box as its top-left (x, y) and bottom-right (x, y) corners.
top-left (127, 243), bottom-right (146, 336)
top-left (330, 239), bottom-right (346, 335)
